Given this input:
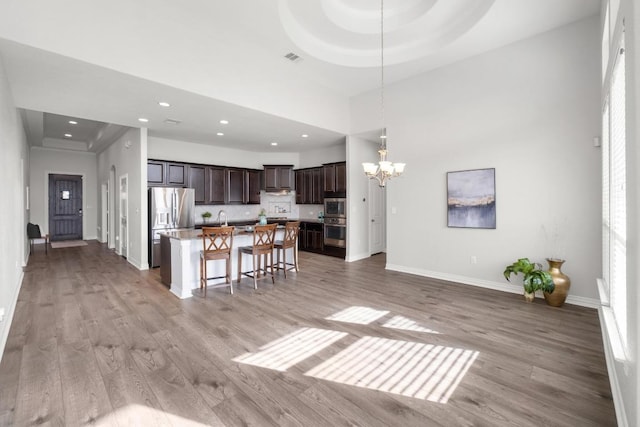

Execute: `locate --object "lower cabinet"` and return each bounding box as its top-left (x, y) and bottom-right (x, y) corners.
top-left (299, 222), bottom-right (324, 253)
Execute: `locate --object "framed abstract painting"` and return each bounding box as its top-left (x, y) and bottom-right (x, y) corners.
top-left (447, 168), bottom-right (496, 229)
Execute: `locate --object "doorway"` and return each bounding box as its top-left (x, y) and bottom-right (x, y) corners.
top-left (368, 178), bottom-right (386, 255)
top-left (48, 174), bottom-right (83, 241)
top-left (119, 174), bottom-right (128, 258)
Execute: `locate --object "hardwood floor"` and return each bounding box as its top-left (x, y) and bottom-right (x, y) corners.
top-left (0, 241), bottom-right (615, 426)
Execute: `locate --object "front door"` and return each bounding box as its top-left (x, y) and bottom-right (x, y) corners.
top-left (49, 174), bottom-right (83, 241)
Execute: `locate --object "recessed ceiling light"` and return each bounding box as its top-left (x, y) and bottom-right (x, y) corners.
top-left (138, 118), bottom-right (149, 123)
top-left (219, 119), bottom-right (229, 124)
top-left (64, 133), bottom-right (72, 138)
top-left (68, 120), bottom-right (78, 125)
top-left (301, 134), bottom-right (309, 138)
top-left (217, 132), bottom-right (224, 136)
top-left (158, 101), bottom-right (170, 107)
top-left (271, 142), bottom-right (278, 146)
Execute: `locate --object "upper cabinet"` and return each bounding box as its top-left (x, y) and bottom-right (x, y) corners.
top-left (147, 160), bottom-right (166, 185)
top-left (264, 165), bottom-right (293, 192)
top-left (166, 162), bottom-right (188, 186)
top-left (147, 160), bottom-right (187, 187)
top-left (323, 162), bottom-right (347, 194)
top-left (294, 167), bottom-right (324, 205)
top-left (148, 160), bottom-right (261, 205)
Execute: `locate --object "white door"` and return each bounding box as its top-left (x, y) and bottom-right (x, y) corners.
top-left (369, 179), bottom-right (386, 255)
top-left (119, 174), bottom-right (128, 258)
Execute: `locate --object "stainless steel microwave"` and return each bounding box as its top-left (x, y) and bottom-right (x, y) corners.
top-left (324, 198), bottom-right (346, 218)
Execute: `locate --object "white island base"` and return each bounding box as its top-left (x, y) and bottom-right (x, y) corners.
top-left (164, 228), bottom-right (284, 299)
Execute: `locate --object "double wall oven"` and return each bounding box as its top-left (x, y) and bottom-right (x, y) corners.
top-left (324, 197), bottom-right (346, 248)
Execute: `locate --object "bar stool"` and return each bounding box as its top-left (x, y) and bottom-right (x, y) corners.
top-left (274, 221), bottom-right (300, 278)
top-left (200, 226), bottom-right (235, 297)
top-left (237, 223), bottom-right (277, 289)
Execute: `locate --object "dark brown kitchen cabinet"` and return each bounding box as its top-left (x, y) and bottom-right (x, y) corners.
top-left (225, 168), bottom-right (261, 204)
top-left (245, 169), bottom-right (261, 204)
top-left (187, 165), bottom-right (207, 204)
top-left (264, 165), bottom-right (293, 191)
top-left (225, 168), bottom-right (245, 204)
top-left (207, 167), bottom-right (225, 204)
top-left (294, 167), bottom-right (324, 205)
top-left (312, 168), bottom-right (324, 204)
top-left (147, 161), bottom-right (166, 185)
top-left (323, 162), bottom-right (346, 194)
top-left (167, 162), bottom-right (187, 186)
top-left (295, 170), bottom-right (304, 204)
top-left (299, 222), bottom-right (323, 253)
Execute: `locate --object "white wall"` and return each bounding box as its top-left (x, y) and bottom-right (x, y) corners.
top-left (298, 142), bottom-right (346, 168)
top-left (97, 128), bottom-right (147, 270)
top-left (0, 53), bottom-right (29, 361)
top-left (351, 18), bottom-right (602, 304)
top-left (29, 147), bottom-right (98, 239)
top-left (148, 136), bottom-right (300, 169)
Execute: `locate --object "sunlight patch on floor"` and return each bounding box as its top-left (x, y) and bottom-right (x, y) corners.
top-left (95, 403), bottom-right (209, 426)
top-left (382, 315), bottom-right (439, 334)
top-left (325, 306), bottom-right (389, 325)
top-left (233, 327), bottom-right (348, 371)
top-left (304, 336), bottom-right (478, 403)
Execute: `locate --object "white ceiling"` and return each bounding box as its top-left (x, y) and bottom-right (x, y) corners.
top-left (0, 0), bottom-right (600, 153)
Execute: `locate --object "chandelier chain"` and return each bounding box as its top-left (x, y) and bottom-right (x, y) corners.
top-left (380, 0), bottom-right (385, 147)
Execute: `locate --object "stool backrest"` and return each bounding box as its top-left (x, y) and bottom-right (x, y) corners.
top-left (201, 226), bottom-right (234, 255)
top-left (283, 221), bottom-right (300, 247)
top-left (253, 223), bottom-right (277, 251)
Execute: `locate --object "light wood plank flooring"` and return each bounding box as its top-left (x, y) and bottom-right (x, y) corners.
top-left (0, 241), bottom-right (615, 426)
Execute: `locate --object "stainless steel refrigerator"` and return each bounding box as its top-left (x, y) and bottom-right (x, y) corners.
top-left (149, 187), bottom-right (195, 268)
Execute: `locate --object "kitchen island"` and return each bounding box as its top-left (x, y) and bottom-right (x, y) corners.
top-left (160, 226), bottom-right (285, 299)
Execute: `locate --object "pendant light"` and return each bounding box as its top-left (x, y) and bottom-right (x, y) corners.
top-left (362, 0), bottom-right (406, 187)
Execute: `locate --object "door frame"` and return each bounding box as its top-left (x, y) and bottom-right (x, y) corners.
top-left (119, 173), bottom-right (129, 258)
top-left (368, 178), bottom-right (386, 255)
top-left (44, 171), bottom-right (86, 240)
top-left (101, 182), bottom-right (108, 243)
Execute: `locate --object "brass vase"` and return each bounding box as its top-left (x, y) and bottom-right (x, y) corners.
top-left (544, 258), bottom-right (570, 307)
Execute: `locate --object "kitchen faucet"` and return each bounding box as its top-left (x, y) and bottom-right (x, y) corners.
top-left (217, 210), bottom-right (228, 226)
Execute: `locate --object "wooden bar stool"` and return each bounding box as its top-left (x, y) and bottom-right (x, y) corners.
top-left (237, 223), bottom-right (277, 289)
top-left (274, 221), bottom-right (300, 278)
top-left (200, 226), bottom-right (234, 297)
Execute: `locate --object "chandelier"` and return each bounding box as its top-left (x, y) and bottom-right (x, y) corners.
top-left (362, 0), bottom-right (405, 188)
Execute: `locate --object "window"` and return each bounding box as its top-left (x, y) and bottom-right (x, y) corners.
top-left (601, 23), bottom-right (627, 359)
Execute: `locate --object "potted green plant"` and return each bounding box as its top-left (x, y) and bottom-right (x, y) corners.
top-left (503, 258), bottom-right (555, 302)
top-left (201, 211), bottom-right (212, 223)
top-left (258, 208), bottom-right (267, 225)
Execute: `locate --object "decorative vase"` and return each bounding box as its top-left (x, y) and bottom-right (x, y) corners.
top-left (524, 291), bottom-right (535, 303)
top-left (544, 258), bottom-right (571, 307)
top-left (259, 215), bottom-right (267, 225)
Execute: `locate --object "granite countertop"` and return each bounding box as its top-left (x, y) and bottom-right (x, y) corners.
top-left (162, 224), bottom-right (287, 241)
top-left (195, 218), bottom-right (324, 228)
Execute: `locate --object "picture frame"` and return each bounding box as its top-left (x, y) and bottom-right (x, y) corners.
top-left (447, 168), bottom-right (496, 229)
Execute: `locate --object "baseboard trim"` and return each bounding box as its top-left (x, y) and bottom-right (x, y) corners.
top-left (598, 307), bottom-right (629, 427)
top-left (385, 264), bottom-right (599, 308)
top-left (0, 269), bottom-right (24, 365)
top-left (346, 252), bottom-right (370, 263)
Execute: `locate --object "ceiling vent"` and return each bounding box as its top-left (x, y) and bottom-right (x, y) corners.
top-left (164, 118), bottom-right (181, 125)
top-left (284, 52), bottom-right (303, 63)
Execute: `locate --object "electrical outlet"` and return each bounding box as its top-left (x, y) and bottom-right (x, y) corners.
top-left (0, 307), bottom-right (5, 322)
top-left (470, 256), bottom-right (477, 264)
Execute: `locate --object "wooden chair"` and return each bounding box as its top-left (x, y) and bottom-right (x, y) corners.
top-left (200, 226), bottom-right (235, 297)
top-left (237, 223), bottom-right (277, 289)
top-left (274, 221), bottom-right (300, 278)
top-left (27, 223), bottom-right (49, 254)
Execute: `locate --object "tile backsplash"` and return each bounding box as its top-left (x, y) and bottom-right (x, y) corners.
top-left (195, 191), bottom-right (323, 223)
